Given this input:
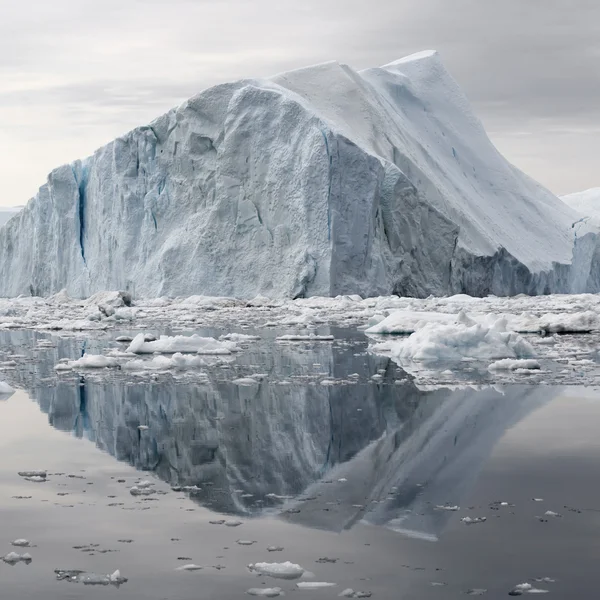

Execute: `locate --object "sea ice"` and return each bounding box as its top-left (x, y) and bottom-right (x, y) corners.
top-left (248, 561), bottom-right (305, 580)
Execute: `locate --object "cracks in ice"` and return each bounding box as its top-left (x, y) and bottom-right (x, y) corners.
top-left (72, 164), bottom-right (89, 267)
top-left (320, 129), bottom-right (332, 242)
top-left (572, 216), bottom-right (591, 242)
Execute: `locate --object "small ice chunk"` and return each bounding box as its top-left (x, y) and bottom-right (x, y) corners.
top-left (137, 425), bottom-right (149, 431)
top-left (296, 582), bottom-right (337, 589)
top-left (544, 510), bottom-right (561, 517)
top-left (176, 564), bottom-right (203, 571)
top-left (276, 335), bottom-right (334, 342)
top-left (24, 476), bottom-right (47, 483)
top-left (3, 551), bottom-right (31, 564)
top-left (461, 516), bottom-right (487, 525)
top-left (224, 520), bottom-right (243, 527)
top-left (267, 546), bottom-right (284, 552)
top-left (466, 589), bottom-right (488, 596)
top-left (11, 539), bottom-right (30, 547)
top-left (246, 588), bottom-right (283, 597)
top-left (130, 486), bottom-right (156, 496)
top-left (237, 540), bottom-right (256, 546)
top-left (136, 480), bottom-right (154, 489)
top-left (489, 359), bottom-right (541, 372)
top-left (435, 505), bottom-right (460, 511)
top-left (249, 561), bottom-right (305, 580)
top-left (18, 470), bottom-right (46, 478)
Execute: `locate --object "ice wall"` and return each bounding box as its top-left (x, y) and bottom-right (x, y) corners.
top-left (1, 51), bottom-right (598, 298)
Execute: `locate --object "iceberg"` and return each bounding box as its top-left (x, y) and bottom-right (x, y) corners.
top-left (1, 51), bottom-right (599, 299)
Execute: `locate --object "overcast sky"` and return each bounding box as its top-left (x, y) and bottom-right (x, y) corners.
top-left (1, 0), bottom-right (598, 207)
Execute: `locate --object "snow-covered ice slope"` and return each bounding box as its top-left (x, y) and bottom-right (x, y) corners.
top-left (562, 188), bottom-right (600, 226)
top-left (1, 50), bottom-right (599, 298)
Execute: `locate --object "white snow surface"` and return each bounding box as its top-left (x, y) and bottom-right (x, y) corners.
top-left (1, 52), bottom-right (599, 299)
top-left (562, 188), bottom-right (600, 226)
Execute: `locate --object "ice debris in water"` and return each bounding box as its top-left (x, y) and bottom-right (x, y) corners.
top-left (370, 312), bottom-right (535, 364)
top-left (248, 562), bottom-right (305, 580)
top-left (488, 359), bottom-right (541, 372)
top-left (544, 511), bottom-right (561, 518)
top-left (18, 470), bottom-right (46, 478)
top-left (466, 589), bottom-right (487, 596)
top-left (11, 539), bottom-right (31, 547)
top-left (55, 354), bottom-right (120, 371)
top-left (338, 591), bottom-right (372, 598)
top-left (267, 546), bottom-right (284, 552)
top-left (276, 334), bottom-right (334, 342)
top-left (3, 552), bottom-right (32, 564)
top-left (126, 333), bottom-right (238, 355)
top-left (461, 516), bottom-right (487, 525)
top-left (137, 425), bottom-right (149, 431)
top-left (237, 540), bottom-right (257, 546)
top-left (246, 588), bottom-right (284, 597)
top-left (435, 505), bottom-right (460, 511)
top-left (176, 564), bottom-right (203, 571)
top-left (55, 569), bottom-right (128, 586)
top-left (509, 582), bottom-right (549, 595)
top-left (297, 582), bottom-right (337, 589)
top-left (224, 520), bottom-right (243, 527)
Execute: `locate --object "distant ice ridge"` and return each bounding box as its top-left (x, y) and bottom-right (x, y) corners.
top-left (1, 51), bottom-right (600, 298)
top-left (562, 188), bottom-right (600, 227)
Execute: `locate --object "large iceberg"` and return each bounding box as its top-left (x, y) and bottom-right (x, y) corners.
top-left (1, 50), bottom-right (599, 299)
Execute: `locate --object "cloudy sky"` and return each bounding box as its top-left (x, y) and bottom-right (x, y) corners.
top-left (1, 0), bottom-right (598, 207)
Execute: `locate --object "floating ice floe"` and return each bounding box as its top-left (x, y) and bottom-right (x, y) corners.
top-left (276, 334), bottom-right (334, 342)
top-left (123, 353), bottom-right (210, 372)
top-left (3, 552), bottom-right (32, 564)
top-left (126, 334), bottom-right (238, 355)
top-left (246, 588), bottom-right (284, 597)
top-left (461, 516), bottom-right (487, 525)
top-left (248, 562), bottom-right (305, 580)
top-left (509, 582), bottom-right (549, 595)
top-left (11, 539), bottom-right (31, 547)
top-left (297, 582), bottom-right (337, 589)
top-left (176, 564), bottom-right (203, 572)
top-left (18, 470), bottom-right (46, 478)
top-left (370, 312), bottom-right (535, 364)
top-left (338, 591), bottom-right (372, 598)
top-left (220, 333), bottom-right (261, 342)
top-left (55, 568), bottom-right (127, 586)
top-left (55, 353), bottom-right (120, 371)
top-left (488, 359), bottom-right (541, 372)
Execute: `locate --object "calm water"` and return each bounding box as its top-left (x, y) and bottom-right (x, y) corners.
top-left (0, 329), bottom-right (599, 598)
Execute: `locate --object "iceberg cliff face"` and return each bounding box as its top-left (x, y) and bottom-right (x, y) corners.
top-left (1, 50), bottom-right (599, 298)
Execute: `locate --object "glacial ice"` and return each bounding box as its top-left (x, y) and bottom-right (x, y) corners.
top-left (370, 314), bottom-right (535, 364)
top-left (248, 561), bottom-right (305, 580)
top-left (1, 51), bottom-right (599, 299)
top-left (126, 334), bottom-right (237, 355)
top-left (562, 188), bottom-right (600, 227)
